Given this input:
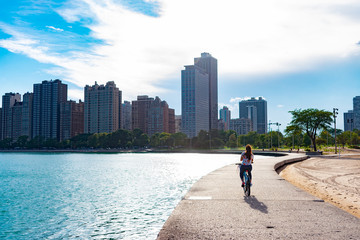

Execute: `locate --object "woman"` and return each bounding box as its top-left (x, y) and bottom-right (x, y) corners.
top-left (240, 144), bottom-right (254, 187)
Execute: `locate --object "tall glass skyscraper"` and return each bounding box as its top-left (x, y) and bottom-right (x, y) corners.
top-left (239, 97), bottom-right (267, 134)
top-left (181, 64), bottom-right (210, 138)
top-left (194, 52), bottom-right (218, 130)
top-left (21, 92), bottom-right (33, 138)
top-left (353, 96), bottom-right (360, 130)
top-left (32, 79), bottom-right (68, 140)
top-left (344, 110), bottom-right (354, 132)
top-left (1, 92), bottom-right (21, 140)
top-left (219, 106), bottom-right (231, 131)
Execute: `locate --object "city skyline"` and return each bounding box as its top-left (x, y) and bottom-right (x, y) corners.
top-left (1, 0), bottom-right (360, 131)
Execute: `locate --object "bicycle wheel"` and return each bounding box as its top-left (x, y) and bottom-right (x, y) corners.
top-left (245, 182), bottom-right (251, 196)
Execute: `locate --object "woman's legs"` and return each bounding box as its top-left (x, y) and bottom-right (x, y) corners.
top-left (240, 165), bottom-right (245, 183)
top-left (247, 165), bottom-right (253, 182)
top-left (240, 165), bottom-right (252, 183)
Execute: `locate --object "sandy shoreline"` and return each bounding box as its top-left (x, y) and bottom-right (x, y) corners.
top-left (279, 155), bottom-right (360, 218)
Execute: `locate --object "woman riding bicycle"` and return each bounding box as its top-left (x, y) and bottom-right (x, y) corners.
top-left (240, 144), bottom-right (254, 187)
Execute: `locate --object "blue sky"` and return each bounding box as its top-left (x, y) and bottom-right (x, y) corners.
top-left (1, 0), bottom-right (360, 132)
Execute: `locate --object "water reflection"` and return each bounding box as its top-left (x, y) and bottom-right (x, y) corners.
top-left (1, 153), bottom-right (250, 239)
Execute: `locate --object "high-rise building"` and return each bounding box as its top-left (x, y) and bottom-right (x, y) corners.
top-left (168, 108), bottom-right (175, 134)
top-left (21, 92), bottom-right (33, 138)
top-left (181, 65), bottom-right (210, 138)
top-left (353, 96), bottom-right (360, 130)
top-left (60, 100), bottom-right (84, 141)
top-left (132, 95), bottom-right (154, 133)
top-left (229, 118), bottom-right (252, 135)
top-left (1, 92), bottom-right (21, 140)
top-left (175, 115), bottom-right (181, 133)
top-left (194, 52), bottom-right (218, 130)
top-left (0, 108), bottom-right (2, 140)
top-left (121, 101), bottom-right (132, 131)
top-left (84, 81), bottom-right (120, 134)
top-left (132, 96), bottom-right (175, 136)
top-left (219, 106), bottom-right (231, 131)
top-left (11, 101), bottom-right (23, 141)
top-left (32, 79), bottom-right (68, 140)
top-left (118, 92), bottom-right (122, 132)
top-left (239, 97), bottom-right (267, 134)
top-left (344, 110), bottom-right (354, 132)
top-left (147, 97), bottom-right (175, 136)
top-left (148, 97), bottom-right (169, 136)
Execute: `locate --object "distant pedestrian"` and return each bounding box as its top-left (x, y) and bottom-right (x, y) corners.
top-left (240, 144), bottom-right (254, 187)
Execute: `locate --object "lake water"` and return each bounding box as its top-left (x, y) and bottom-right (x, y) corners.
top-left (0, 152), bottom-right (268, 239)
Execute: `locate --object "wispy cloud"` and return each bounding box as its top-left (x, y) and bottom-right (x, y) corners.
top-left (1, 0), bottom-right (360, 101)
top-left (277, 104), bottom-right (284, 108)
top-left (219, 101), bottom-right (239, 119)
top-left (46, 26), bottom-right (64, 32)
top-left (229, 96), bottom-right (266, 103)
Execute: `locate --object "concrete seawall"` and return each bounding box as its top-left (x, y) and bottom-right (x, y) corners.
top-left (157, 153), bottom-right (360, 239)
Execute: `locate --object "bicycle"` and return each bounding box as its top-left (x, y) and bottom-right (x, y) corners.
top-left (236, 163), bottom-right (251, 196)
top-left (242, 168), bottom-right (251, 196)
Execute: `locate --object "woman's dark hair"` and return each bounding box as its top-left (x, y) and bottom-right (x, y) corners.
top-left (245, 144), bottom-right (252, 160)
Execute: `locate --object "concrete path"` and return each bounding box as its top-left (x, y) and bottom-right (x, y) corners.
top-left (157, 153), bottom-right (360, 239)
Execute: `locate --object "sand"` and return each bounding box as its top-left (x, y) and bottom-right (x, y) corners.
top-left (279, 155), bottom-right (360, 218)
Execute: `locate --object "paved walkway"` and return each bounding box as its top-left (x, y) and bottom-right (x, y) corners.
top-left (157, 153), bottom-right (360, 239)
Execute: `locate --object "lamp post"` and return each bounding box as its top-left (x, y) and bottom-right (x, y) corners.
top-left (268, 121), bottom-right (279, 150)
top-left (268, 121), bottom-right (272, 149)
top-left (275, 122), bottom-right (281, 149)
top-left (333, 108), bottom-right (338, 154)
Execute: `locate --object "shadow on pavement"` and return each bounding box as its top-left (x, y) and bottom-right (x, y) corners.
top-left (244, 196), bottom-right (268, 214)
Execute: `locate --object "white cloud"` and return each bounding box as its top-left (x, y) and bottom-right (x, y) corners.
top-left (1, 0), bottom-right (360, 101)
top-left (230, 96), bottom-right (265, 103)
top-left (219, 102), bottom-right (239, 119)
top-left (230, 97), bottom-right (246, 103)
top-left (68, 88), bottom-right (83, 101)
top-left (277, 104), bottom-right (284, 108)
top-left (46, 26), bottom-right (64, 32)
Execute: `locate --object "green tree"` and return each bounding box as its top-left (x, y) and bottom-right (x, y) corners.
top-left (15, 135), bottom-right (29, 148)
top-left (227, 133), bottom-right (237, 148)
top-left (159, 132), bottom-right (172, 147)
top-left (303, 134), bottom-right (311, 148)
top-left (196, 130), bottom-right (209, 149)
top-left (318, 130), bottom-right (333, 146)
top-left (337, 131), bottom-right (348, 148)
top-left (0, 138), bottom-right (12, 149)
top-left (132, 129), bottom-right (149, 147)
top-left (350, 132), bottom-right (359, 145)
top-left (27, 136), bottom-right (45, 149)
top-left (135, 133), bottom-right (149, 147)
top-left (150, 133), bottom-right (160, 147)
top-left (284, 124), bottom-right (303, 149)
top-left (70, 133), bottom-right (92, 148)
top-left (172, 132), bottom-right (187, 147)
top-left (88, 133), bottom-right (100, 148)
top-left (288, 108), bottom-right (332, 151)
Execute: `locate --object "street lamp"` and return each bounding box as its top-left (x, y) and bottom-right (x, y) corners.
top-left (275, 122), bottom-right (281, 149)
top-left (333, 108), bottom-right (338, 154)
top-left (268, 121), bottom-right (280, 150)
top-left (268, 121), bottom-right (271, 149)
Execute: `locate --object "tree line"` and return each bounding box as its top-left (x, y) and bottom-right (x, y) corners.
top-left (1, 108), bottom-right (359, 151)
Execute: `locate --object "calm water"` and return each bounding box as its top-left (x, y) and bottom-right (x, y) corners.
top-left (0, 152), bottom-right (263, 239)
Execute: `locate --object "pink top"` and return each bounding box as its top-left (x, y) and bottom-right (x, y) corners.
top-left (241, 152), bottom-right (254, 166)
